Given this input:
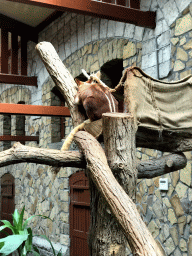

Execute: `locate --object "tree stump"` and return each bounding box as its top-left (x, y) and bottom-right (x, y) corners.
top-left (103, 112), bottom-right (137, 200)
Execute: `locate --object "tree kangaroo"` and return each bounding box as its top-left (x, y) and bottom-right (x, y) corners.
top-left (61, 72), bottom-right (118, 151)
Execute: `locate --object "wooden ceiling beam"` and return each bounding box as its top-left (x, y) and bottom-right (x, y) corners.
top-left (0, 135), bottom-right (39, 142)
top-left (0, 73), bottom-right (37, 86)
top-left (0, 13), bottom-right (38, 42)
top-left (0, 103), bottom-right (71, 117)
top-left (8, 0), bottom-right (156, 28)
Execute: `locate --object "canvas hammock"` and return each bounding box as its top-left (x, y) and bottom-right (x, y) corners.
top-left (118, 66), bottom-right (192, 134)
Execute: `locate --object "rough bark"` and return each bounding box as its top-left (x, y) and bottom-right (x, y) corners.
top-left (137, 127), bottom-right (192, 152)
top-left (35, 42), bottom-right (85, 126)
top-left (0, 142), bottom-right (186, 178)
top-left (138, 152), bottom-right (187, 179)
top-left (0, 142), bottom-right (85, 168)
top-left (75, 131), bottom-right (164, 256)
top-left (87, 113), bottom-right (137, 255)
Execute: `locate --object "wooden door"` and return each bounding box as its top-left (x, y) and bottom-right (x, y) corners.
top-left (1, 173), bottom-right (15, 237)
top-left (69, 171), bottom-right (90, 256)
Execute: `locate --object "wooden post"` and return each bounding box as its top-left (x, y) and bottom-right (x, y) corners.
top-left (87, 112), bottom-right (138, 255)
top-left (103, 112), bottom-right (137, 200)
top-left (75, 129), bottom-right (164, 256)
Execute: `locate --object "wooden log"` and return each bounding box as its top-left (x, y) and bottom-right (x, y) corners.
top-left (35, 42), bottom-right (86, 126)
top-left (75, 130), bottom-right (164, 255)
top-left (0, 142), bottom-right (85, 168)
top-left (137, 126), bottom-right (192, 152)
top-left (0, 142), bottom-right (186, 179)
top-left (101, 112), bottom-right (137, 254)
top-left (138, 152), bottom-right (187, 179)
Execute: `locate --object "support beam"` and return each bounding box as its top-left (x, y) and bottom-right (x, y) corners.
top-left (0, 13), bottom-right (38, 43)
top-left (1, 28), bottom-right (9, 74)
top-left (11, 32), bottom-right (19, 75)
top-left (8, 0), bottom-right (156, 28)
top-left (0, 103), bottom-right (71, 117)
top-left (0, 135), bottom-right (39, 142)
top-left (0, 73), bottom-right (37, 86)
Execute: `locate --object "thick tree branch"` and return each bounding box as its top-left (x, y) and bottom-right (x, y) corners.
top-left (137, 127), bottom-right (192, 152)
top-left (74, 131), bottom-right (163, 256)
top-left (137, 152), bottom-right (187, 178)
top-left (35, 42), bottom-right (86, 126)
top-left (0, 142), bottom-right (85, 168)
top-left (0, 143), bottom-right (186, 178)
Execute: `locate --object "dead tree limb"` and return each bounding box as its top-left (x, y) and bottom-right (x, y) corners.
top-left (0, 142), bottom-right (186, 178)
top-left (138, 152), bottom-right (187, 178)
top-left (75, 131), bottom-right (164, 256)
top-left (137, 127), bottom-right (192, 152)
top-left (0, 142), bottom-right (85, 168)
top-left (35, 42), bottom-right (85, 126)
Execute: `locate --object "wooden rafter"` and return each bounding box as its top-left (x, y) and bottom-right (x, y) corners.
top-left (8, 0), bottom-right (156, 28)
top-left (0, 13), bottom-right (38, 42)
top-left (0, 135), bottom-right (39, 142)
top-left (0, 103), bottom-right (71, 117)
top-left (0, 74), bottom-right (37, 86)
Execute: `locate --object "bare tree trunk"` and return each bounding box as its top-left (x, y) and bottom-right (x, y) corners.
top-left (36, 42), bottom-right (85, 126)
top-left (87, 113), bottom-right (137, 255)
top-left (75, 127), bottom-right (164, 255)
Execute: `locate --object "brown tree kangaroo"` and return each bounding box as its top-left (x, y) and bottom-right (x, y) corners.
top-left (61, 73), bottom-right (118, 151)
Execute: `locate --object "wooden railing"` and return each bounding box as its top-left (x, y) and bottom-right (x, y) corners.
top-left (0, 28), bottom-right (37, 86)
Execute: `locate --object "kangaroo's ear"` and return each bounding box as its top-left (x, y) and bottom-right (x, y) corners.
top-left (75, 78), bottom-right (83, 86)
top-left (95, 71), bottom-right (101, 79)
top-left (87, 77), bottom-right (93, 84)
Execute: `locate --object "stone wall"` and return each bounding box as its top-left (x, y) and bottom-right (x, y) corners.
top-left (0, 0), bottom-right (192, 255)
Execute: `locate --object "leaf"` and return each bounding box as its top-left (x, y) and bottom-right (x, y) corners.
top-left (0, 234), bottom-right (28, 255)
top-left (23, 215), bottom-right (52, 229)
top-left (18, 206), bottom-right (25, 230)
top-left (57, 248), bottom-right (63, 256)
top-left (0, 242), bottom-right (4, 249)
top-left (32, 245), bottom-right (41, 256)
top-left (0, 221), bottom-right (16, 234)
top-left (25, 228), bottom-right (32, 251)
top-left (12, 209), bottom-right (20, 228)
top-left (37, 234), bottom-right (56, 256)
top-left (32, 250), bottom-right (41, 256)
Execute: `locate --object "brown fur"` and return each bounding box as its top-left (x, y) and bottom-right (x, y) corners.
top-left (75, 79), bottom-right (118, 120)
top-left (61, 78), bottom-right (118, 151)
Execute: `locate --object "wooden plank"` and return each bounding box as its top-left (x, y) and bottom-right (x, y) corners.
top-left (130, 0), bottom-right (140, 9)
top-left (21, 37), bottom-right (27, 76)
top-left (0, 13), bottom-right (38, 43)
top-left (8, 0), bottom-right (156, 28)
top-left (0, 135), bottom-right (39, 141)
top-left (11, 33), bottom-right (18, 75)
top-left (0, 103), bottom-right (71, 117)
top-left (0, 73), bottom-right (37, 86)
top-left (1, 28), bottom-right (9, 74)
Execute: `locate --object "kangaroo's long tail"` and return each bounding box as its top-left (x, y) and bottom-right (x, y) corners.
top-left (61, 122), bottom-right (86, 151)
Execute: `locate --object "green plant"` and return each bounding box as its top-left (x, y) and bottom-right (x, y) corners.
top-left (0, 206), bottom-right (62, 256)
